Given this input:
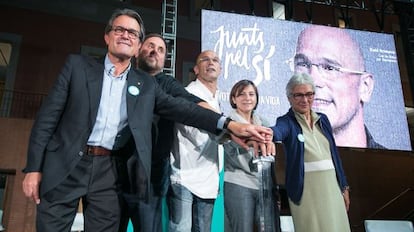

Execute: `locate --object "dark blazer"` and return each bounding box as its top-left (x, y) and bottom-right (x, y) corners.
top-left (23, 54), bottom-right (222, 199)
top-left (150, 72), bottom-right (203, 196)
top-left (271, 108), bottom-right (348, 204)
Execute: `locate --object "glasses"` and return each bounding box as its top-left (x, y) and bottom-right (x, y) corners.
top-left (198, 57), bottom-right (220, 64)
top-left (290, 92), bottom-right (315, 101)
top-left (111, 26), bottom-right (140, 40)
top-left (286, 57), bottom-right (367, 78)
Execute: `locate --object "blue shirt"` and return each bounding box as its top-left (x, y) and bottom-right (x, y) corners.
top-left (87, 55), bottom-right (130, 149)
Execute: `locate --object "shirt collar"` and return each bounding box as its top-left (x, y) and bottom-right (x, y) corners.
top-left (104, 54), bottom-right (131, 79)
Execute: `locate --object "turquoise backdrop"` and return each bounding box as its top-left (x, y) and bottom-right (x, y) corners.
top-left (127, 170), bottom-right (224, 232)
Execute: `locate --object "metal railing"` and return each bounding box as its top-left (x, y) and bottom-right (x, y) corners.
top-left (0, 89), bottom-right (46, 119)
top-left (351, 187), bottom-right (414, 230)
top-left (365, 187), bottom-right (414, 220)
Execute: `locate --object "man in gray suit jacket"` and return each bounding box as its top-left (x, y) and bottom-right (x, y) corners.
top-left (21, 8), bottom-right (273, 232)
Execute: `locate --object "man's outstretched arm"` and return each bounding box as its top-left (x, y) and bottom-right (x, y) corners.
top-left (226, 120), bottom-right (273, 151)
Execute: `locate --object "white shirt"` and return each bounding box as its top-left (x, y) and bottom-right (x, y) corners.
top-left (170, 79), bottom-right (223, 199)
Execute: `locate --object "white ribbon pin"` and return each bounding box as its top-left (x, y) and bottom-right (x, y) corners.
top-left (297, 133), bottom-right (305, 142)
top-left (128, 86), bottom-right (140, 96)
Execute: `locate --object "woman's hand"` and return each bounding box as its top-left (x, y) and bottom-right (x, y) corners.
top-left (343, 188), bottom-right (350, 211)
top-left (246, 140), bottom-right (276, 157)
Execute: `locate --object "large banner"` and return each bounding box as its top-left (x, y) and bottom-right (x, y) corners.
top-left (201, 9), bottom-right (411, 151)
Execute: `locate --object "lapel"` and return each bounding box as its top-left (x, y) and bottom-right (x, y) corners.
top-left (85, 57), bottom-right (105, 126)
top-left (126, 69), bottom-right (145, 118)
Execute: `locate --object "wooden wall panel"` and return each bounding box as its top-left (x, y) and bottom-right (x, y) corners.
top-left (275, 146), bottom-right (414, 232)
top-left (0, 118), bottom-right (34, 232)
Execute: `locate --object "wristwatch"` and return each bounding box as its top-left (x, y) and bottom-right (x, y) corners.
top-left (223, 117), bottom-right (233, 130)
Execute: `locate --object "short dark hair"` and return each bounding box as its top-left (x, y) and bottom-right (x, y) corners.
top-left (143, 33), bottom-right (169, 51)
top-left (104, 8), bottom-right (145, 42)
top-left (230, 79), bottom-right (259, 110)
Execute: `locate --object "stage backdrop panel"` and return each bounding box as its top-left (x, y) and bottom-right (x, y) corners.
top-left (201, 9), bottom-right (411, 151)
